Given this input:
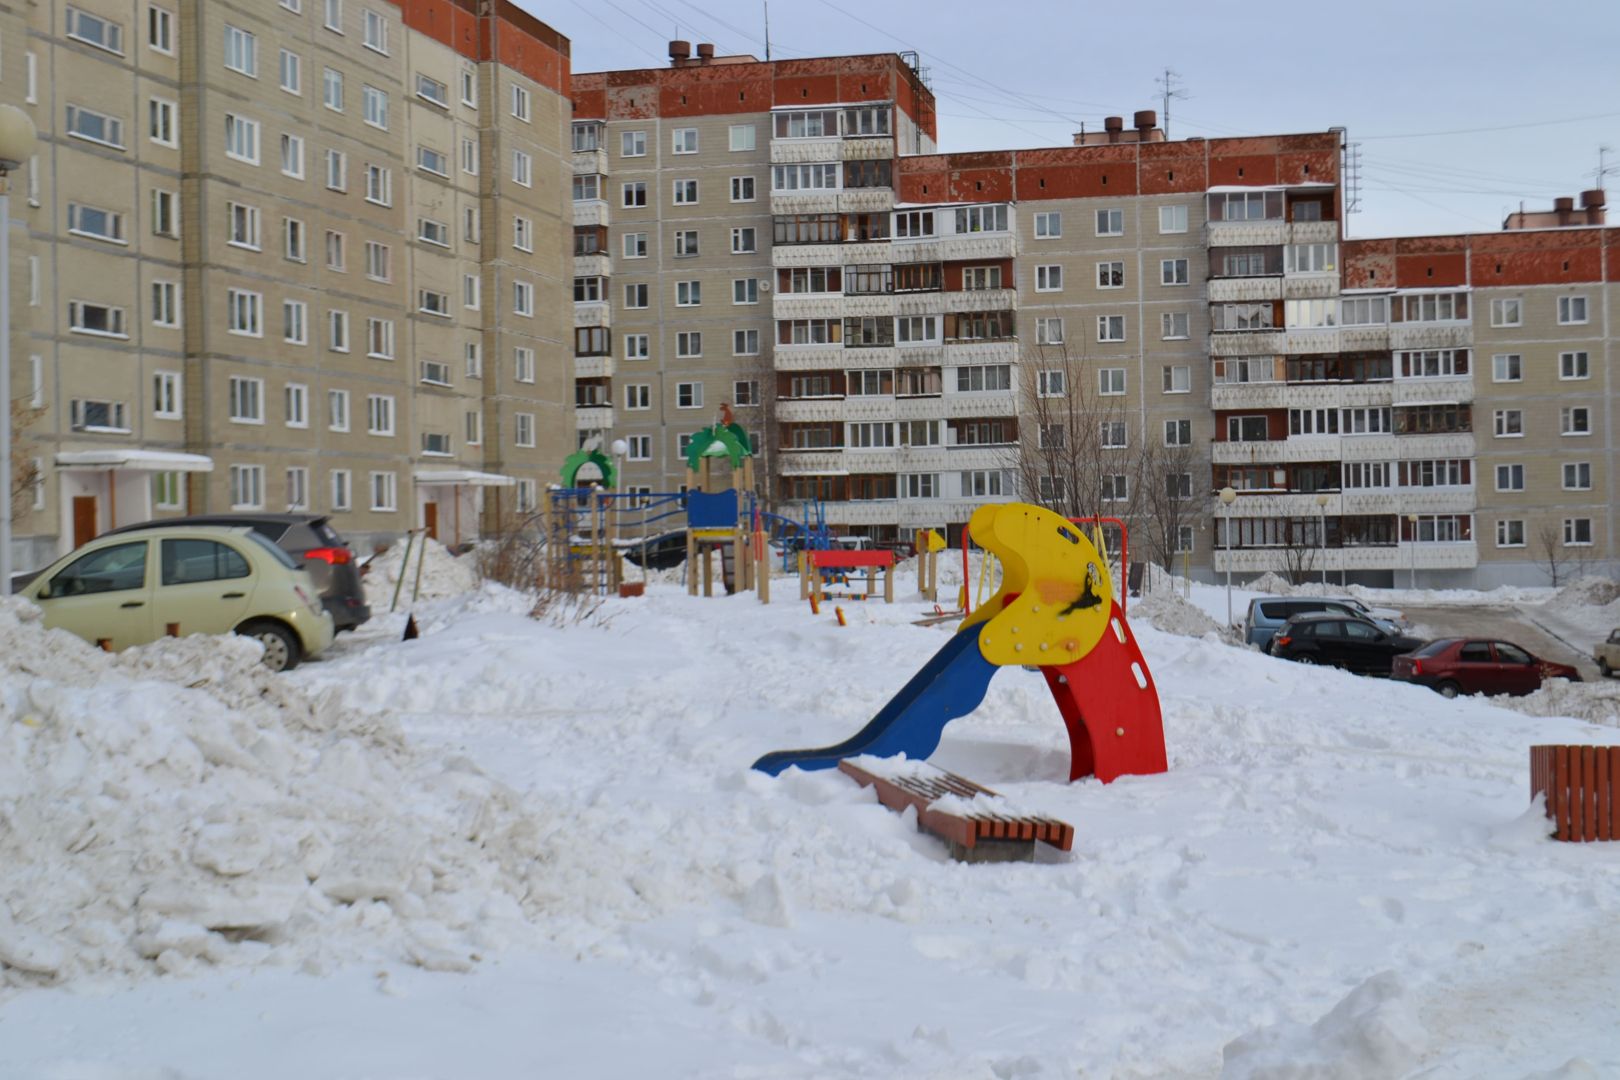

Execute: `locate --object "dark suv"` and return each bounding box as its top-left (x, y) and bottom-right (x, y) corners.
top-left (105, 513), bottom-right (370, 631)
top-left (1270, 613), bottom-right (1425, 675)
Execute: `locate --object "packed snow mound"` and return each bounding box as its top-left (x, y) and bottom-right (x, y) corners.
top-left (1129, 589), bottom-right (1222, 637)
top-left (1221, 971), bottom-right (1427, 1079)
top-left (1554, 577), bottom-right (1620, 607)
top-left (361, 536), bottom-right (480, 607)
top-left (0, 597), bottom-right (551, 987)
top-left (1496, 678), bottom-right (1620, 727)
top-left (1245, 571), bottom-right (1293, 595)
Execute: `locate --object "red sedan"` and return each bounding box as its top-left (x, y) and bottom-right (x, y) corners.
top-left (1392, 638), bottom-right (1582, 698)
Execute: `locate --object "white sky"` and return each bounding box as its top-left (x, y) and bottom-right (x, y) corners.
top-left (524, 0), bottom-right (1620, 238)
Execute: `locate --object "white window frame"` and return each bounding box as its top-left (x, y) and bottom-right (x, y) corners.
top-left (327, 389), bottom-right (350, 432)
top-left (285, 382), bottom-right (309, 429)
top-left (1557, 295), bottom-right (1588, 325)
top-left (152, 370), bottom-right (182, 419)
top-left (228, 375), bottom-right (265, 425)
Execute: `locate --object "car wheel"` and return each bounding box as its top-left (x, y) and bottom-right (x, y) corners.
top-left (1294, 655), bottom-right (1317, 665)
top-left (238, 620), bottom-right (300, 673)
top-left (1601, 659), bottom-right (1612, 678)
top-left (1436, 680), bottom-right (1461, 700)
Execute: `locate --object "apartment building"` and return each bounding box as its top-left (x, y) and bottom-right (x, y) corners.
top-left (4, 0), bottom-right (572, 570)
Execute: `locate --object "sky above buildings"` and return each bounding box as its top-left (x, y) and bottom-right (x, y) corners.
top-left (529, 0), bottom-right (1620, 238)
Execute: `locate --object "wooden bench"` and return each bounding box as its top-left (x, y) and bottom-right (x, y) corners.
top-left (839, 759), bottom-right (1074, 862)
top-left (800, 549), bottom-right (896, 603)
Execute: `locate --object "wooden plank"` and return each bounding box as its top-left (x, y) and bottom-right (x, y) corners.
top-left (1598, 748), bottom-right (1611, 842)
top-left (809, 550), bottom-right (896, 569)
top-left (1556, 745), bottom-right (1572, 842)
top-left (1611, 748), bottom-right (1620, 842)
top-left (1584, 746), bottom-right (1599, 843)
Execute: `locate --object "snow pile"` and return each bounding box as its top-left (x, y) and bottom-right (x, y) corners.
top-left (1129, 589), bottom-right (1222, 637)
top-left (361, 536), bottom-right (480, 607)
top-left (1555, 576), bottom-right (1620, 607)
top-left (0, 597), bottom-right (550, 986)
top-left (1221, 971), bottom-right (1427, 1079)
top-left (1497, 678), bottom-right (1620, 726)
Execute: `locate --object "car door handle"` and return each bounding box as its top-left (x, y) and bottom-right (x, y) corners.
top-left (120, 601), bottom-right (145, 609)
top-left (221, 592), bottom-right (246, 599)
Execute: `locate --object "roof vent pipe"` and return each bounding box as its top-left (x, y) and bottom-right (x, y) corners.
top-left (668, 39), bottom-right (691, 65)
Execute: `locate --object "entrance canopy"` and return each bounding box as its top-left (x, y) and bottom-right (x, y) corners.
top-left (413, 469), bottom-right (515, 487)
top-left (55, 449), bottom-right (214, 473)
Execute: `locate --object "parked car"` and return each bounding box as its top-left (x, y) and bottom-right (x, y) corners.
top-left (1393, 638), bottom-right (1582, 698)
top-left (105, 512), bottom-right (369, 631)
top-left (1269, 613), bottom-right (1426, 675)
top-left (1595, 630), bottom-right (1620, 678)
top-left (1244, 597), bottom-right (1405, 651)
top-left (18, 526), bottom-right (334, 671)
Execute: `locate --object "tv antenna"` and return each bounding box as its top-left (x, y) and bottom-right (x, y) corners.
top-left (1154, 68), bottom-right (1188, 138)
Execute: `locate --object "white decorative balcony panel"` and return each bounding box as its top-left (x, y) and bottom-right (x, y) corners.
top-left (571, 149), bottom-right (608, 175)
top-left (573, 302), bottom-right (610, 328)
top-left (1213, 547), bottom-right (1418, 575)
top-left (1211, 383), bottom-right (1288, 410)
top-left (944, 288), bottom-right (1017, 313)
top-left (1206, 220), bottom-right (1288, 247)
top-left (571, 201), bottom-right (609, 228)
top-left (844, 450), bottom-right (901, 474)
top-left (771, 244), bottom-right (842, 268)
top-left (1393, 433), bottom-right (1475, 459)
top-left (770, 192), bottom-right (839, 216)
top-left (772, 345), bottom-right (845, 371)
top-left (775, 399), bottom-right (846, 423)
top-left (777, 451), bottom-right (847, 475)
top-left (896, 292), bottom-right (947, 317)
top-left (895, 346), bottom-right (946, 369)
top-left (840, 241), bottom-right (892, 265)
top-left (945, 391), bottom-right (1017, 418)
top-left (1400, 541), bottom-right (1479, 570)
top-left (890, 240), bottom-right (940, 265)
top-left (574, 406), bottom-right (613, 431)
top-left (572, 253), bottom-right (612, 279)
top-left (1284, 328), bottom-right (1340, 354)
top-left (840, 189), bottom-right (896, 213)
top-left (1392, 375), bottom-right (1472, 405)
top-left (937, 234), bottom-right (1016, 262)
top-left (769, 138), bottom-right (841, 164)
top-left (772, 294), bottom-right (844, 320)
top-left (895, 396), bottom-right (946, 421)
top-left (1340, 326), bottom-right (1391, 352)
top-left (1389, 323), bottom-right (1472, 350)
top-left (945, 447), bottom-right (1015, 471)
top-left (1288, 221), bottom-right (1341, 244)
top-left (843, 137), bottom-right (894, 161)
top-left (1210, 330), bottom-right (1286, 357)
top-left (840, 294), bottom-right (898, 318)
top-left (821, 501), bottom-right (903, 527)
top-left (840, 396), bottom-right (899, 421)
top-left (1212, 382), bottom-right (1395, 412)
top-left (1208, 277), bottom-right (1283, 303)
top-left (838, 347), bottom-right (899, 369)
top-left (573, 355), bottom-right (614, 378)
top-left (945, 340), bottom-right (1019, 365)
top-left (1340, 435), bottom-right (1400, 461)
top-left (896, 446), bottom-right (949, 471)
top-left (1282, 274), bottom-right (1338, 300)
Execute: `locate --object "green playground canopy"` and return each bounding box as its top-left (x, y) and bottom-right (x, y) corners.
top-left (683, 423), bottom-right (752, 472)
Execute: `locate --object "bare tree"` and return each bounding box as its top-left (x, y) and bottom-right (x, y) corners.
top-left (1134, 438), bottom-right (1202, 571)
top-left (1534, 519), bottom-right (1581, 587)
top-left (8, 399), bottom-right (43, 521)
top-left (1278, 525), bottom-right (1322, 586)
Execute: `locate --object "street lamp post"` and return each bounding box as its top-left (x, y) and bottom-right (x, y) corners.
top-left (1316, 492), bottom-right (1330, 588)
top-left (0, 105), bottom-right (39, 595)
top-left (1219, 486), bottom-right (1237, 627)
top-left (1406, 512), bottom-right (1419, 591)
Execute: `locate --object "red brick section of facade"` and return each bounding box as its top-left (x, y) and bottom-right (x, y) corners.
top-left (1341, 229), bottom-right (1620, 290)
top-left (380, 0), bottom-right (571, 96)
top-left (571, 54), bottom-right (936, 140)
top-left (894, 133), bottom-right (1341, 208)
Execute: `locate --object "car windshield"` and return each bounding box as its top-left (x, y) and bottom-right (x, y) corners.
top-left (246, 531), bottom-right (300, 569)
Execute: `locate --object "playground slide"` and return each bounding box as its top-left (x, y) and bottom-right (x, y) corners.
top-left (750, 623), bottom-right (998, 776)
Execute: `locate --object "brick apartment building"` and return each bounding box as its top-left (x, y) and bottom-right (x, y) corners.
top-left (5, 20), bottom-right (1615, 587)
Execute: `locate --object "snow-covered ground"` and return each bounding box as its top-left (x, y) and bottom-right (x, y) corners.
top-left (4, 561), bottom-right (1620, 1078)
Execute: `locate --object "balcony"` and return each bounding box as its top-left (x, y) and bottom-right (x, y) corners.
top-left (944, 288), bottom-right (1018, 314)
top-left (840, 396), bottom-right (900, 422)
top-left (1208, 277), bottom-right (1282, 303)
top-left (895, 395), bottom-right (946, 420)
top-left (1283, 328), bottom-right (1340, 354)
top-left (841, 294), bottom-right (898, 318)
top-left (770, 191), bottom-right (840, 216)
top-left (777, 450), bottom-right (847, 475)
top-left (843, 137), bottom-right (894, 161)
top-left (1210, 381), bottom-right (1393, 412)
top-left (769, 138), bottom-right (841, 165)
top-left (573, 354), bottom-right (614, 378)
top-left (573, 302), bottom-right (610, 328)
top-left (775, 398), bottom-right (847, 423)
top-left (944, 391), bottom-right (1017, 418)
top-left (573, 253), bottom-right (611, 279)
top-left (890, 240), bottom-right (940, 265)
top-left (844, 449), bottom-right (900, 475)
top-left (1207, 219), bottom-right (1288, 247)
top-left (575, 405), bottom-right (613, 431)
top-left (771, 243), bottom-right (842, 268)
top-left (1340, 325), bottom-right (1391, 352)
top-left (821, 501), bottom-right (904, 528)
top-left (1210, 330), bottom-right (1284, 356)
top-left (1393, 432), bottom-right (1475, 458)
top-left (1289, 221), bottom-right (1341, 244)
top-left (571, 148), bottom-right (608, 175)
top-left (772, 293), bottom-right (844, 320)
top-left (1392, 375), bottom-right (1473, 405)
top-left (840, 188), bottom-right (895, 213)
top-left (896, 445), bottom-right (949, 471)
top-left (572, 200), bottom-right (608, 228)
top-left (896, 292), bottom-right (946, 317)
top-left (944, 446), bottom-right (1012, 471)
top-left (1213, 542), bottom-right (1474, 575)
top-left (1282, 275), bottom-right (1338, 300)
top-left (772, 344), bottom-right (846, 371)
top-left (1338, 489), bottom-right (1476, 516)
top-left (1389, 323), bottom-right (1471, 350)
top-left (938, 234), bottom-right (1016, 262)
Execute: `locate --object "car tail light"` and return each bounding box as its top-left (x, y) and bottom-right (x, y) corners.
top-left (1411, 659), bottom-right (1423, 676)
top-left (1275, 635), bottom-right (1291, 648)
top-left (304, 546), bottom-right (352, 565)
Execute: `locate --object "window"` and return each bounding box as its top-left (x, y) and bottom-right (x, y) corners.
top-left (733, 330), bottom-right (760, 356)
top-left (149, 98), bottom-right (177, 147)
top-left (462, 411), bottom-right (482, 447)
top-left (731, 227), bottom-right (757, 253)
top-left (624, 283), bottom-right (649, 309)
top-left (464, 207), bottom-right (478, 242)
top-left (69, 398), bottom-right (130, 432)
top-left (1097, 315), bottom-right (1125, 342)
top-left (955, 365), bottom-right (1012, 392)
top-left (67, 7), bottom-right (124, 53)
top-left (1036, 369), bottom-right (1066, 398)
top-left (323, 0), bottom-right (343, 30)
top-left (228, 202), bottom-right (261, 249)
top-left (418, 218), bottom-right (449, 247)
top-left (677, 332), bottom-right (702, 358)
top-left (283, 300), bottom-right (307, 344)
top-left (505, 347), bottom-right (533, 384)
top-left (280, 133), bottom-right (305, 178)
top-left (228, 376), bottom-right (264, 423)
top-left (361, 7), bottom-right (387, 50)
top-left (224, 24), bottom-right (256, 76)
top-left (1558, 295), bottom-right (1588, 325)
top-left (675, 230), bottom-right (699, 257)
top-left (962, 471), bottom-right (1008, 498)
top-left (1209, 190), bottom-right (1285, 222)
top-left (417, 145), bottom-right (448, 177)
top-left (414, 73), bottom-right (449, 109)
top-left (1564, 519), bottom-right (1593, 546)
top-left (672, 128), bottom-right (698, 154)
top-left (1286, 299), bottom-right (1339, 328)
top-left (282, 467), bottom-right (309, 511)
top-left (66, 104), bottom-right (125, 149)
top-left (1560, 351), bottom-right (1590, 380)
top-left (576, 277), bottom-right (605, 304)
top-left (729, 124), bottom-right (756, 151)
top-left (1494, 409), bottom-right (1523, 437)
top-left (322, 67), bottom-right (344, 111)
top-left (465, 343), bottom-right (482, 378)
top-left (1161, 312), bottom-right (1191, 340)
top-left (513, 414), bottom-right (535, 448)
top-left (229, 466), bottom-right (264, 510)
top-left (962, 265), bottom-right (1001, 290)
top-left (369, 472), bottom-right (397, 512)
top-left (624, 333), bottom-right (649, 359)
top-left (325, 229), bottom-right (346, 270)
top-left (1035, 318), bottom-right (1064, 346)
top-left (1097, 261), bottom-right (1124, 288)
top-left (1395, 292), bottom-right (1467, 323)
top-left (1495, 520), bottom-right (1525, 548)
top-left (1396, 349), bottom-right (1469, 378)
top-left (1095, 208), bottom-right (1124, 236)
top-left (420, 359), bottom-right (452, 387)
top-left (513, 280), bottom-right (534, 316)
top-left (223, 113), bottom-right (259, 163)
top-left (1098, 368), bottom-right (1126, 395)
top-left (325, 149), bottom-right (347, 191)
top-left (510, 84), bottom-right (530, 121)
top-left (152, 371), bottom-right (181, 419)
top-left (285, 383), bottom-right (308, 428)
top-left (623, 383), bottom-right (652, 411)
top-left (672, 178), bottom-right (698, 205)
top-left (1161, 259), bottom-right (1190, 286)
top-left (1226, 416), bottom-right (1268, 442)
top-left (1035, 265), bottom-right (1063, 292)
top-left (328, 309), bottom-right (350, 351)
top-left (416, 289), bottom-right (449, 317)
top-left (1492, 353), bottom-right (1522, 382)
top-left (1563, 462), bottom-right (1592, 491)
top-left (150, 280), bottom-right (179, 327)
top-left (151, 472), bottom-right (182, 511)
top-left (459, 66), bottom-right (476, 107)
top-left (622, 182), bottom-right (647, 208)
top-left (463, 274), bottom-right (480, 309)
top-left (226, 290), bottom-right (261, 336)
top-left (1159, 205), bottom-right (1188, 233)
top-left (328, 390), bottom-right (350, 432)
top-left (620, 231), bottom-right (646, 259)
top-left (627, 435), bottom-right (651, 461)
top-left (733, 278), bottom-right (759, 304)
top-left (848, 422), bottom-right (896, 449)
top-left (1495, 464), bottom-right (1524, 492)
top-left (329, 469), bottom-right (351, 511)
top-left (901, 474), bottom-right (939, 500)
top-left (67, 203), bottom-right (125, 244)
top-left (148, 6), bottom-right (174, 53)
top-left (511, 151), bottom-right (532, 187)
top-left (771, 163), bottom-right (840, 191)
top-left (618, 130), bottom-right (648, 158)
top-left (1033, 211), bottom-right (1061, 238)
top-left (366, 318), bottom-right (394, 359)
top-left (1490, 298), bottom-right (1522, 327)
top-left (364, 164), bottom-right (392, 205)
top-left (1101, 475), bottom-right (1129, 502)
top-left (1162, 365), bottom-right (1190, 394)
top-left (1284, 244), bottom-right (1336, 274)
top-left (1164, 419), bottom-right (1192, 446)
top-left (366, 394), bottom-right (395, 436)
top-left (514, 217), bottom-right (540, 253)
top-left (1561, 407), bottom-right (1590, 436)
top-left (455, 138), bottom-right (478, 178)
top-left (1340, 297), bottom-right (1388, 325)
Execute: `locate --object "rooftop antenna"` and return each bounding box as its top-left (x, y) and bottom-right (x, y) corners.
top-left (1154, 67), bottom-right (1188, 139)
top-left (1598, 144), bottom-right (1616, 190)
top-left (764, 1), bottom-right (771, 61)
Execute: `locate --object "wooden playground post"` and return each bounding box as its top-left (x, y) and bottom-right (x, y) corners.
top-left (798, 551), bottom-right (810, 600)
top-left (756, 528), bottom-right (770, 603)
top-left (885, 561), bottom-right (895, 603)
